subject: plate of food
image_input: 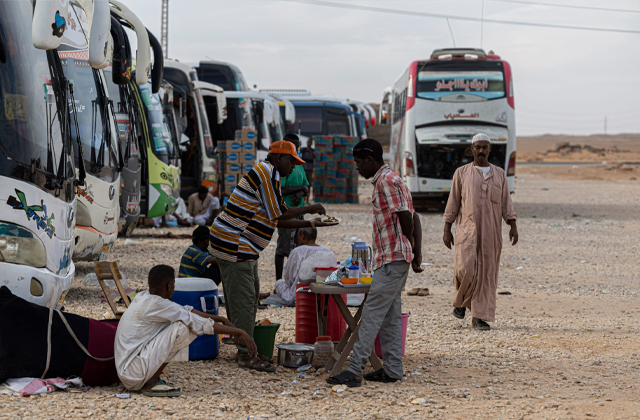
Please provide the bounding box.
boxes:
[320,216,341,225]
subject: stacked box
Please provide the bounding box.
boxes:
[312,135,359,204]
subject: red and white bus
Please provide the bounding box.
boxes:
[381,48,516,206]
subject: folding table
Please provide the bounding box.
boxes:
[309,283,383,376]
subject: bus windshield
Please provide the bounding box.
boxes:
[139,84,175,165]
[61,2,118,181]
[289,106,322,134]
[416,61,505,101]
[0,1,71,185]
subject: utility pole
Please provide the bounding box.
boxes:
[604,116,607,135]
[161,0,169,58]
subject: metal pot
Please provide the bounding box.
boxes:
[276,343,314,368]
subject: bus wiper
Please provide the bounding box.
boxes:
[69,81,86,185]
[107,96,125,171]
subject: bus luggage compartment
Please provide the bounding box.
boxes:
[416,142,507,180]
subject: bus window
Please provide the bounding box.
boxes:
[324,107,350,136]
[416,61,505,101]
[292,107,322,135]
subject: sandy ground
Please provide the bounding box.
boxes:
[2,168,640,419]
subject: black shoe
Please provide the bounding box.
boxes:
[453,307,466,319]
[473,319,491,331]
[364,368,400,383]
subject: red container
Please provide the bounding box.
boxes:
[295,286,346,344]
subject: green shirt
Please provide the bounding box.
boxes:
[280,165,309,207]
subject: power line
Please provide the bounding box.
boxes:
[280,0,640,34]
[491,0,640,14]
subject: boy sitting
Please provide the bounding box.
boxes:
[179,226,221,285]
[115,265,256,395]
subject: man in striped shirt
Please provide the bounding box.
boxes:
[209,140,331,372]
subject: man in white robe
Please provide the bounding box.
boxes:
[115,265,256,393]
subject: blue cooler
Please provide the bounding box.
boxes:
[170,278,219,360]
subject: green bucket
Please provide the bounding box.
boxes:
[253,323,281,359]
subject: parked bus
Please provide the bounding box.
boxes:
[197,59,250,92]
[0,1,78,307]
[382,48,516,206]
[163,60,218,198]
[63,1,121,262]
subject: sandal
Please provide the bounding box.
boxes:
[417,288,430,296]
[363,368,399,383]
[407,288,420,296]
[238,355,277,373]
[326,370,362,387]
[473,319,491,331]
[453,307,466,319]
[141,379,184,397]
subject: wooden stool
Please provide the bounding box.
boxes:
[94,261,131,319]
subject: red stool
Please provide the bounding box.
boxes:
[295,285,346,343]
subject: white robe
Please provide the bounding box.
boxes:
[114,291,216,390]
[274,246,335,306]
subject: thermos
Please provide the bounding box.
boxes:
[351,241,373,272]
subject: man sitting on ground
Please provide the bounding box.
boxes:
[115,265,256,395]
[179,226,221,286]
[188,186,220,226]
[274,227,336,306]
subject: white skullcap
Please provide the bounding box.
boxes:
[472,133,491,144]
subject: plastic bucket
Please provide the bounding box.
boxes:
[253,323,281,359]
[374,312,410,359]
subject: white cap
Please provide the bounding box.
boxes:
[472,133,491,144]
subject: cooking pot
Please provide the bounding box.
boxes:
[276,343,314,368]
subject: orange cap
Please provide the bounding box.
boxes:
[268,141,305,165]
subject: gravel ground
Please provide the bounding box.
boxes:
[2,170,640,419]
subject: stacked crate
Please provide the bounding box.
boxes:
[218,128,258,199]
[313,136,359,204]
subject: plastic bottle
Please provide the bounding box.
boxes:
[348,265,359,279]
[312,336,334,369]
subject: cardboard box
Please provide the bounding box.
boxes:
[223,184,236,196]
[242,140,255,153]
[240,163,254,173]
[239,128,258,143]
[225,163,242,175]
[223,174,238,186]
[239,152,256,164]
[224,141,243,153]
[226,152,240,163]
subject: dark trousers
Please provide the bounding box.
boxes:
[204,264,222,286]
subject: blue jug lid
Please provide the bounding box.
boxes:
[352,241,368,249]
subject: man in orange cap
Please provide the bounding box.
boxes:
[209,139,334,372]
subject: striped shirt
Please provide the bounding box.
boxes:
[371,164,414,270]
[178,244,213,278]
[209,161,288,262]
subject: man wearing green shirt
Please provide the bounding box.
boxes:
[275,134,309,281]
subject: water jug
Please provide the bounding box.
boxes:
[351,241,373,272]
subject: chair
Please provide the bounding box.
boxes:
[94,261,131,319]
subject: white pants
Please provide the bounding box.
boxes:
[118,322,197,390]
[194,199,220,226]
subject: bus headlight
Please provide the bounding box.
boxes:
[0,223,47,268]
[160,184,173,196]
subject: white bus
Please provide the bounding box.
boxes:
[382,48,516,206]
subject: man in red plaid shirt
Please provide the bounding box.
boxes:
[328,139,424,387]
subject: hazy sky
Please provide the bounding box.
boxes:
[124,0,640,136]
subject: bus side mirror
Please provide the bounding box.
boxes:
[32,0,68,50]
[110,16,131,85]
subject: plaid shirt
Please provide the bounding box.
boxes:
[371,165,414,270]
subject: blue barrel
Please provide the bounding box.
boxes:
[170,278,219,360]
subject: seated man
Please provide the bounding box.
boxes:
[115,265,256,395]
[188,186,220,226]
[274,227,336,306]
[179,226,221,285]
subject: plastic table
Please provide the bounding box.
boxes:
[309,283,383,377]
